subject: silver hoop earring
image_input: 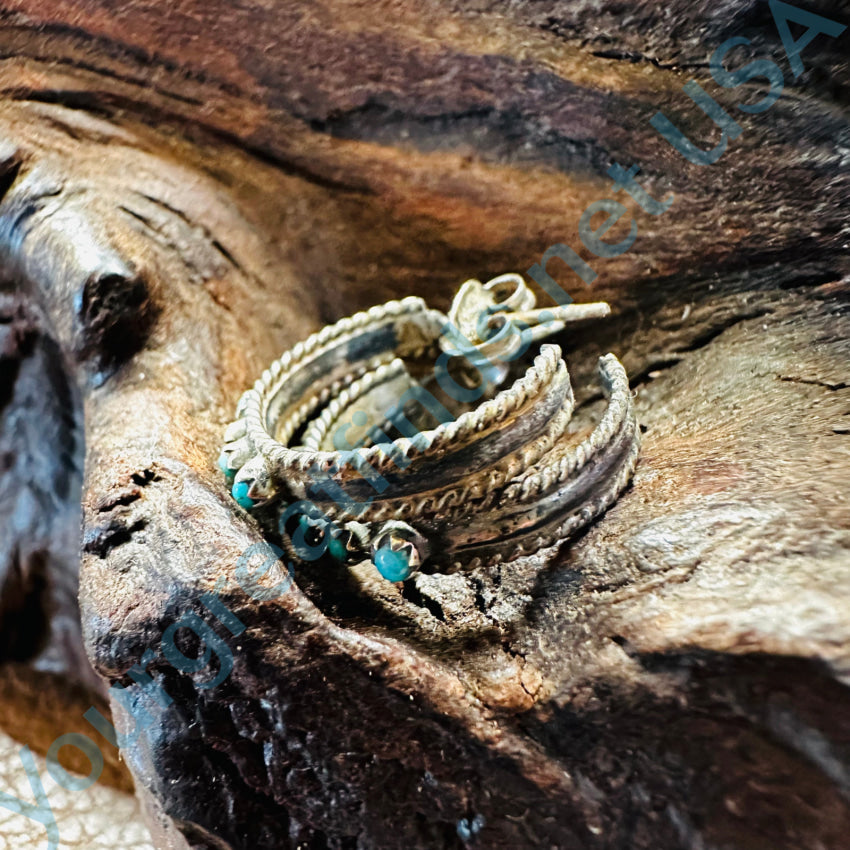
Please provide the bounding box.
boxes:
[220,274,640,580]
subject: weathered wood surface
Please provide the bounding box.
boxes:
[0,1,848,848]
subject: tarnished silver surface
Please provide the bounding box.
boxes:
[221,275,640,575]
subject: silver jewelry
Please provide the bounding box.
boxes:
[219,274,640,580]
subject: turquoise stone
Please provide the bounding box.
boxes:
[231,480,255,510]
[373,546,412,582]
[297,514,317,539]
[328,535,348,563]
[218,453,235,482]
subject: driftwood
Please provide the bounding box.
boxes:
[0,0,848,847]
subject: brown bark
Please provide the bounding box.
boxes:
[0,1,848,848]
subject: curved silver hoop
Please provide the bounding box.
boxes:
[220,274,640,578]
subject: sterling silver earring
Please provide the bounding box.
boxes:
[220,274,640,580]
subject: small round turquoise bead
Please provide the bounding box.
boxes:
[373,547,412,582]
[328,535,348,563]
[218,453,235,482]
[231,481,255,510]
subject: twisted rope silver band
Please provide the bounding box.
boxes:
[220,275,640,577]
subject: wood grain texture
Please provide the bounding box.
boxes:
[0,0,847,848]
